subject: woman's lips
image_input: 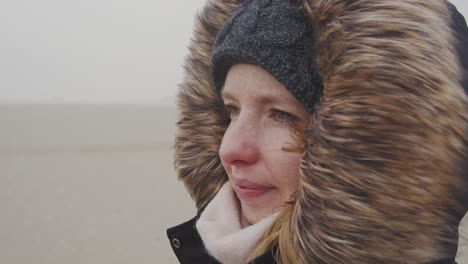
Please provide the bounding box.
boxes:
[232,180,274,200]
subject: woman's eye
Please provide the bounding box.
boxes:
[271,109,298,124]
[224,104,239,118]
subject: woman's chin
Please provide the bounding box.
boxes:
[241,206,271,225]
[239,200,283,225]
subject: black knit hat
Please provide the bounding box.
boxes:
[211,0,323,113]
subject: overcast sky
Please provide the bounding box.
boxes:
[1,0,467,104]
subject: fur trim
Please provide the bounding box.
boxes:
[175,0,468,262]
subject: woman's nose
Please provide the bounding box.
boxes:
[219,114,260,166]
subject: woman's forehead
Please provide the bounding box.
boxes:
[221,64,298,104]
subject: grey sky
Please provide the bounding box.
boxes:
[1,0,467,104]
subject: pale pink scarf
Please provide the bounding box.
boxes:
[196,182,278,264]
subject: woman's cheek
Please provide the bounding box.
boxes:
[264,128,302,194]
[262,125,296,151]
[282,152,302,188]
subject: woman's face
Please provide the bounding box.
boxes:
[219,64,309,225]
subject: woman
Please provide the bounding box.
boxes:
[167,0,468,263]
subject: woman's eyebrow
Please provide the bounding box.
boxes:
[221,89,292,106]
[220,90,241,102]
[220,90,232,101]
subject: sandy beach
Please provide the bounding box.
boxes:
[1,103,194,264]
[0,103,466,263]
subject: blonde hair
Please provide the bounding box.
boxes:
[247,205,300,263]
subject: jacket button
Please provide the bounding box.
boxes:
[171,238,181,249]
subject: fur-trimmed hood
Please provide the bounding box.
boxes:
[175,0,468,263]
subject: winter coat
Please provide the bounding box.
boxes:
[168,0,468,263]
[167,210,277,264]
[167,215,459,264]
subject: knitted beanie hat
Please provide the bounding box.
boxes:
[211,0,323,112]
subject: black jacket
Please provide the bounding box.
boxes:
[166,215,459,264]
[167,215,275,264]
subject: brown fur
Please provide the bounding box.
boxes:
[174,0,468,263]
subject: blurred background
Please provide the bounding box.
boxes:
[0,0,467,263]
